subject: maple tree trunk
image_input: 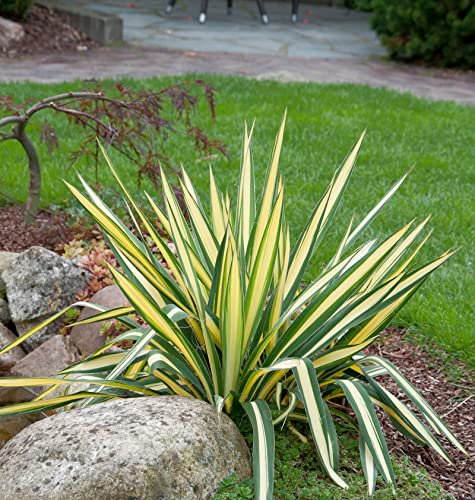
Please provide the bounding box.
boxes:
[17,126,41,224]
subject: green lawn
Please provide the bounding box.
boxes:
[0,76,473,367]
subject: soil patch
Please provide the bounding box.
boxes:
[1,5,99,58]
[0,205,93,253]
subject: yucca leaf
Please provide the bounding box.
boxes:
[0,301,101,356]
[361,217,431,292]
[313,338,373,372]
[338,379,395,488]
[69,306,135,327]
[343,170,411,252]
[161,168,223,395]
[366,381,451,462]
[180,177,218,268]
[60,352,128,374]
[249,112,286,269]
[364,355,467,455]
[0,392,115,418]
[244,188,284,350]
[209,167,228,243]
[236,120,256,254]
[267,224,412,363]
[221,239,245,396]
[242,399,275,500]
[273,390,298,426]
[108,265,215,401]
[284,132,365,303]
[262,358,347,488]
[359,433,378,496]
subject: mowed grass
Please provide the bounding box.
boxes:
[0,76,473,367]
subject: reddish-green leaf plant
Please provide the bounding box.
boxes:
[0,80,227,222]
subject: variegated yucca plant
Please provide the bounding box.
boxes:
[0,115,467,497]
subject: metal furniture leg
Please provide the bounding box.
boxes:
[255,0,269,24]
[199,0,208,23]
[227,0,233,15]
[291,0,299,22]
[165,0,176,14]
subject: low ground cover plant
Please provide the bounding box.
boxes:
[0,116,466,497]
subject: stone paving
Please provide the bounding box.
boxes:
[0,1,474,105]
[79,0,386,60]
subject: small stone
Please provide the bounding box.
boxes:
[0,298,10,324]
[0,414,42,450]
[0,324,25,373]
[0,251,17,299]
[70,284,130,356]
[11,335,79,379]
[0,16,24,49]
[0,396,252,499]
[2,247,89,350]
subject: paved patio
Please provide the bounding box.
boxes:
[80,0,386,59]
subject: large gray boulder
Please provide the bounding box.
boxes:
[0,396,252,499]
[70,284,130,356]
[2,247,89,351]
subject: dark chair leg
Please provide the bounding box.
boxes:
[165,0,176,15]
[255,0,269,24]
[199,0,208,23]
[291,0,299,22]
[227,0,233,15]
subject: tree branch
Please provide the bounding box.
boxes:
[0,115,25,128]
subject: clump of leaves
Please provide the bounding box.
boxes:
[0,80,227,222]
[0,115,467,498]
[62,237,118,299]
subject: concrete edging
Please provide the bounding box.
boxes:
[38,0,123,45]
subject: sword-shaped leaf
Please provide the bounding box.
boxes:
[242,399,275,500]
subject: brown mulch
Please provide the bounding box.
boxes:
[0,205,92,253]
[369,328,474,499]
[1,5,99,58]
[0,205,473,497]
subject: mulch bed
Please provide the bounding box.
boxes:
[0,205,92,253]
[369,329,474,499]
[0,204,473,498]
[1,5,99,58]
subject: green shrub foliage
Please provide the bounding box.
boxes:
[0,0,33,20]
[371,0,475,68]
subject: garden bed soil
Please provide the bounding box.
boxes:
[369,328,474,499]
[0,205,94,253]
[0,5,99,58]
[0,204,473,498]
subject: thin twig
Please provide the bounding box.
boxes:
[441,394,474,418]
